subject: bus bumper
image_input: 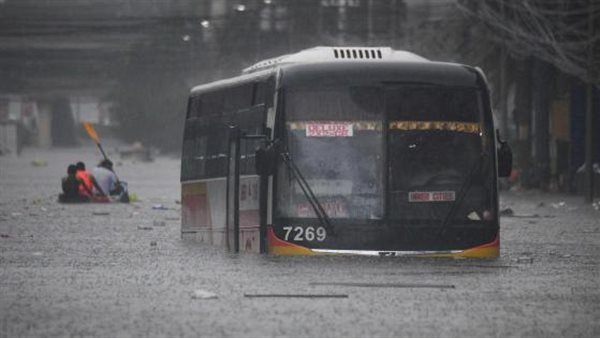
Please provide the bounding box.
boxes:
[267,227,499,258]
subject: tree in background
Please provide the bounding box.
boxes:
[458,0,599,193]
[458,0,599,84]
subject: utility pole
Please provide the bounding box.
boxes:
[367,0,374,46]
[317,1,323,38]
[499,0,508,139]
[337,4,346,45]
[584,0,595,203]
[390,0,396,47]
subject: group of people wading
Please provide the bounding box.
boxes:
[59,160,129,203]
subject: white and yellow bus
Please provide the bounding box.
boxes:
[181,47,512,258]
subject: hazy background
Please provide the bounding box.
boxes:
[1,0,598,191]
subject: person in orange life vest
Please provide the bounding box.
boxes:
[59,164,90,203]
[75,161,105,198]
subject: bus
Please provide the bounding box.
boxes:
[181,46,512,258]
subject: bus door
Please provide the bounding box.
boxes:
[226,126,269,253]
[226,127,240,252]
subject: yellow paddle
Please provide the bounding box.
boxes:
[82,121,125,197]
[83,121,109,161]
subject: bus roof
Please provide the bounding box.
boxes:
[190,68,275,95]
[242,46,429,74]
[278,61,480,88]
[189,47,482,95]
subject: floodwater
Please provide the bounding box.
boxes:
[1,145,599,337]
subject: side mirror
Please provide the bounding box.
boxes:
[496,130,512,177]
[255,143,278,176]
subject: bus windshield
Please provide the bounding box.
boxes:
[386,86,493,223]
[276,85,384,220]
[276,84,494,224]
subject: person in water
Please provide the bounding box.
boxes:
[92,159,129,202]
[59,164,91,203]
[75,161,107,200]
[92,160,119,196]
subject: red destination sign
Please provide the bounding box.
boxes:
[408,191,456,202]
[306,123,353,137]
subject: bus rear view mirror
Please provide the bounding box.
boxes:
[496,131,512,178]
[255,145,277,176]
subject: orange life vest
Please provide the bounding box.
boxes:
[76,170,93,197]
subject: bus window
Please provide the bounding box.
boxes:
[187,96,202,119]
[185,97,193,120]
[286,85,382,121]
[181,138,194,179]
[253,77,276,107]
[225,84,254,113]
[194,134,207,177]
[386,86,494,223]
[387,86,480,122]
[203,91,224,117]
[181,120,195,179]
[253,82,265,107]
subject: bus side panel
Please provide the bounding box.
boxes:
[239,176,260,253]
[181,181,212,243]
[182,178,260,252]
[207,179,227,248]
[181,179,228,247]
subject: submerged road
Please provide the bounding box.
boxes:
[1,146,599,337]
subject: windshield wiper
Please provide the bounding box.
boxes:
[281,151,335,235]
[439,153,485,234]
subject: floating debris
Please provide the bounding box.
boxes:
[508,214,542,219]
[92,211,110,216]
[30,160,47,167]
[191,289,218,299]
[499,208,514,216]
[137,225,153,230]
[516,256,534,264]
[310,282,455,289]
[120,142,153,162]
[153,220,166,227]
[151,204,169,210]
[150,241,157,247]
[244,294,348,298]
[582,228,599,234]
[551,201,566,209]
[129,193,139,202]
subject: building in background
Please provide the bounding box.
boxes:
[1,0,597,198]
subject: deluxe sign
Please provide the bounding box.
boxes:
[306,123,354,137]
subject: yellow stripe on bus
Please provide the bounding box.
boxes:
[287,120,480,133]
[287,121,382,131]
[389,121,481,134]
